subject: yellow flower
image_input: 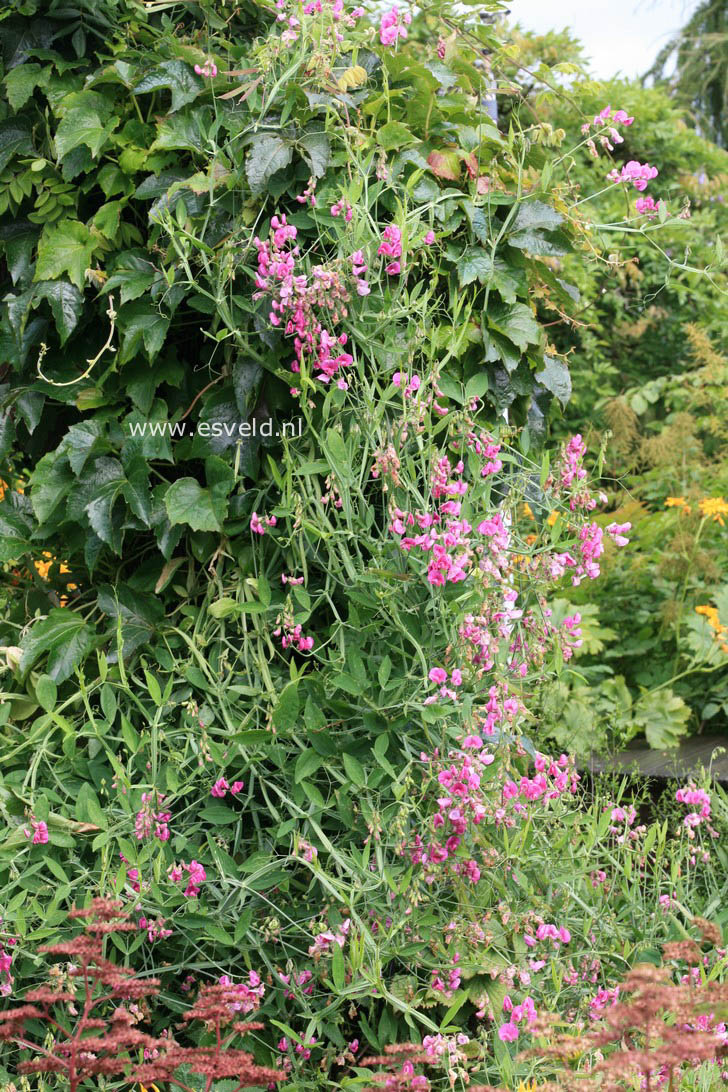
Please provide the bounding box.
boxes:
[515,1082,539,1092]
[140,1084,161,1092]
[546,511,558,526]
[522,502,534,520]
[698,497,728,525]
[33,551,54,581]
[665,496,691,513]
[695,604,728,645]
[0,479,5,501]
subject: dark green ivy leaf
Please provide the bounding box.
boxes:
[19,608,93,683]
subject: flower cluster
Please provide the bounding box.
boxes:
[695,603,728,652]
[273,600,315,652]
[407,745,579,886]
[675,784,712,835]
[251,511,277,535]
[0,930,16,997]
[379,5,411,47]
[211,777,245,798]
[139,915,173,943]
[24,817,49,844]
[378,224,403,275]
[169,859,207,897]
[134,791,171,843]
[218,970,265,1013]
[272,0,366,50]
[498,994,537,1041]
[308,917,350,956]
[193,59,217,77]
[608,159,659,192]
[254,214,364,387]
[279,967,314,998]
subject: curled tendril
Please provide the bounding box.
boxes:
[36,296,116,387]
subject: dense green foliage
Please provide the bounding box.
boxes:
[647,0,727,149]
[499,31,728,753]
[0,2,726,1091]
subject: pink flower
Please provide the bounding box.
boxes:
[607,160,658,192]
[378,224,402,260]
[26,819,48,845]
[428,667,448,684]
[211,778,229,798]
[230,781,244,794]
[498,1022,519,1042]
[606,521,631,547]
[379,5,411,47]
[385,260,401,276]
[424,230,435,245]
[635,195,660,217]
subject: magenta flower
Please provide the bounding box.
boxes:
[379,4,411,46]
[498,1022,519,1042]
[25,818,49,845]
[194,60,218,78]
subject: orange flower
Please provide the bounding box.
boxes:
[695,604,728,646]
[665,496,691,513]
[698,497,728,526]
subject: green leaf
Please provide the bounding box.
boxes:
[272,682,299,732]
[4,63,47,111]
[97,585,164,659]
[65,421,108,475]
[35,220,96,291]
[164,478,221,532]
[246,133,293,194]
[30,452,74,522]
[342,752,365,788]
[376,121,415,150]
[535,355,572,408]
[634,688,691,749]
[74,457,126,552]
[325,429,350,479]
[508,228,569,257]
[488,302,540,353]
[34,674,57,712]
[93,201,122,240]
[458,247,492,287]
[208,597,238,619]
[20,609,93,683]
[33,280,83,344]
[331,942,346,990]
[122,449,153,526]
[119,301,170,363]
[134,60,203,113]
[55,91,118,159]
[511,199,563,233]
[150,110,210,153]
[0,118,33,172]
[299,131,330,178]
[0,506,33,561]
[199,804,237,824]
[295,749,324,783]
[232,358,263,415]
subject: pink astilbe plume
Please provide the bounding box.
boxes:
[0,898,280,1092]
